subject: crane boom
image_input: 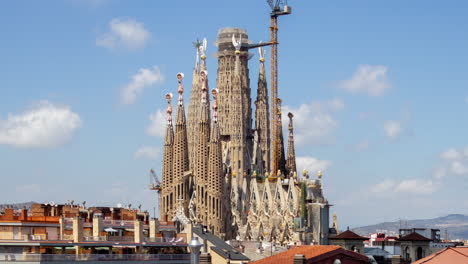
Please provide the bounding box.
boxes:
[268,0,291,176]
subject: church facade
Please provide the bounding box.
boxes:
[159,28,330,245]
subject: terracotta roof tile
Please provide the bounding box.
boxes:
[329,230,368,240]
[398,232,432,241]
[413,247,468,264]
[250,245,339,264]
[250,245,368,264]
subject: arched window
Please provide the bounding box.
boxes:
[405,246,410,261]
[417,247,424,260]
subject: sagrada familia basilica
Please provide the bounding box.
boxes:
[158,28,331,245]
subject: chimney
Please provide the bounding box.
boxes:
[4,208,14,220]
[20,209,28,221]
[293,254,306,264]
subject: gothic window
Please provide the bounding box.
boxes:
[251,192,257,213]
[275,190,281,213]
[288,191,294,213]
[263,192,269,214]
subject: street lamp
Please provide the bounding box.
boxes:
[333,259,341,264]
[189,237,202,264]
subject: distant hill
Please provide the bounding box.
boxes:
[0,201,36,211]
[353,214,468,240]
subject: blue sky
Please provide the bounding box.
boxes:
[0,0,467,227]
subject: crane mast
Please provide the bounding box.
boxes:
[269,1,291,176]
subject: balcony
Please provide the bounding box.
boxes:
[0,254,191,263]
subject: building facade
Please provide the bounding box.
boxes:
[159,27,330,246]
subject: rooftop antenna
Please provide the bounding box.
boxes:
[267,0,291,176]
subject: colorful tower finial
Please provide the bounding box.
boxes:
[211,88,219,122]
[200,70,208,104]
[177,72,184,105]
[165,93,173,125]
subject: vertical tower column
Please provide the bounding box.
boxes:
[286,112,297,177]
[172,73,190,216]
[194,70,211,223]
[207,89,226,237]
[255,46,271,174]
[216,28,253,182]
[161,93,174,221]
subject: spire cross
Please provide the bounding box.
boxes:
[165,93,173,125]
[176,72,184,105]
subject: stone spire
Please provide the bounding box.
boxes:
[194,70,211,223]
[216,28,253,184]
[172,73,190,215]
[255,45,270,174]
[206,88,226,237]
[188,38,209,172]
[286,112,297,177]
[276,98,287,176]
[160,93,174,221]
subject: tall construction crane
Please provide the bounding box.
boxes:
[148,169,161,218]
[268,0,291,176]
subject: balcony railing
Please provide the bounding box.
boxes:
[144,237,186,243]
[83,236,108,241]
[106,236,134,242]
[0,254,191,262]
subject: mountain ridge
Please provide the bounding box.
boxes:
[353,214,468,240]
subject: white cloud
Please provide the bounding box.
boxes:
[283,99,343,145]
[97,18,150,51]
[396,179,436,194]
[371,179,395,193]
[296,156,332,176]
[134,146,160,160]
[370,178,437,195]
[146,109,166,138]
[120,66,164,105]
[440,148,462,160]
[0,101,82,148]
[337,65,390,96]
[436,147,468,177]
[450,161,468,176]
[383,120,403,139]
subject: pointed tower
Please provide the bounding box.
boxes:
[194,70,211,223]
[216,28,253,183]
[172,73,190,215]
[206,88,226,237]
[160,93,174,221]
[276,98,287,176]
[254,45,270,174]
[188,38,209,172]
[286,112,297,177]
